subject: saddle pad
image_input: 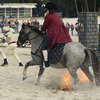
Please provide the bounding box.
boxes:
[48,44,65,64]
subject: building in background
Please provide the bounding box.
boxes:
[0,3,37,18]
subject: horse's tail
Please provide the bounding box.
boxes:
[84,49,100,86]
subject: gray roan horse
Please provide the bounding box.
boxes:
[17,24,100,86]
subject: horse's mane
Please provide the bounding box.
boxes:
[27,24,45,36]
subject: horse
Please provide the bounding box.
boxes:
[17,24,100,86]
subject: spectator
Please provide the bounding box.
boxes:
[6,15,9,18]
[66,22,70,32]
[8,19,11,27]
[34,19,39,30]
[31,20,35,28]
[24,21,27,25]
[30,19,32,24]
[11,20,16,33]
[70,24,74,36]
[1,19,5,33]
[75,20,79,35]
[21,20,24,25]
[15,19,19,33]
[0,20,2,28]
[27,20,30,25]
[4,19,8,26]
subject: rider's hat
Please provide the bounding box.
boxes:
[45,3,57,11]
[3,27,9,31]
[9,28,15,32]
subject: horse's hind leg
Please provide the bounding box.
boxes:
[35,65,45,85]
[81,65,94,83]
[68,67,79,84]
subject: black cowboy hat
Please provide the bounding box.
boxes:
[45,3,57,10]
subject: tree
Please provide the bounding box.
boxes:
[94,0,96,12]
[98,6,100,15]
[22,0,24,3]
[0,0,99,17]
[84,0,89,12]
[81,0,84,12]
[64,0,69,18]
[74,0,78,16]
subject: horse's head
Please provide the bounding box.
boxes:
[17,24,32,47]
[17,23,45,47]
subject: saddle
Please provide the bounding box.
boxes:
[48,43,65,64]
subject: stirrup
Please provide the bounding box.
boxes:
[43,61,49,68]
[43,62,45,68]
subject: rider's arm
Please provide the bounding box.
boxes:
[41,15,50,31]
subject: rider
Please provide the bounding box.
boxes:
[41,2,72,68]
[1,27,23,67]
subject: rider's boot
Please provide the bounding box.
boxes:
[42,50,49,68]
[1,58,8,66]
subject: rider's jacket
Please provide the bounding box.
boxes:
[41,12,72,48]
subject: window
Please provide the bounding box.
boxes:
[6,8,17,18]
[19,8,30,18]
[0,8,4,16]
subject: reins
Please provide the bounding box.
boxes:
[20,27,45,58]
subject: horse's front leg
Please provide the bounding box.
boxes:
[23,60,34,80]
[35,65,45,85]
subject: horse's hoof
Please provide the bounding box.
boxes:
[23,76,27,80]
[35,82,39,85]
[95,81,100,87]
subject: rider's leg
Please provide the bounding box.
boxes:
[42,50,49,68]
[41,37,49,68]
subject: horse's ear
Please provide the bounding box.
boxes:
[22,23,25,28]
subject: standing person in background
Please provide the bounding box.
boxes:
[15,19,19,33]
[8,19,11,28]
[70,24,74,36]
[30,19,33,25]
[75,20,79,35]
[21,20,24,25]
[41,3,72,68]
[34,19,39,30]
[27,20,30,25]
[66,22,70,33]
[1,27,23,67]
[31,20,35,28]
[1,19,5,33]
[11,20,16,33]
[5,19,8,26]
[24,21,27,25]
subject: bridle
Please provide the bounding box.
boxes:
[20,29,40,42]
[19,27,45,58]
